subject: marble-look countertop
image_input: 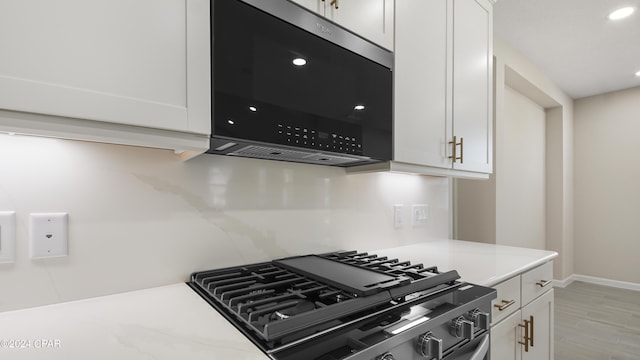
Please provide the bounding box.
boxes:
[0,240,557,359]
[374,239,558,287]
[0,284,271,360]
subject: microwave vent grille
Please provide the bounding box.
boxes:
[229,145,364,165]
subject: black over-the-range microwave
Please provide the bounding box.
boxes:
[207,0,393,167]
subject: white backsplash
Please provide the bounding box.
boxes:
[0,134,450,312]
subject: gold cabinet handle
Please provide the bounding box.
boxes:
[518,318,530,352]
[536,280,553,288]
[448,136,463,163]
[493,299,516,311]
[530,315,534,347]
[518,315,534,352]
[448,136,457,163]
[322,0,339,9]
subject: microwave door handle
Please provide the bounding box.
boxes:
[468,334,490,360]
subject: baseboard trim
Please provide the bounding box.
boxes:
[554,275,576,288]
[555,274,640,291]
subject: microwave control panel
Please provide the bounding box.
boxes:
[277,124,363,155]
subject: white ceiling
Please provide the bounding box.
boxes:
[493,0,640,99]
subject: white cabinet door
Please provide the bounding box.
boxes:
[327,0,394,50]
[522,289,554,360]
[394,0,449,168]
[289,0,393,50]
[491,310,523,360]
[452,0,493,173]
[0,0,210,136]
[393,0,492,176]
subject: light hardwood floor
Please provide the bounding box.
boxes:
[555,281,640,360]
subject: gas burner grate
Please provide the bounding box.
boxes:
[323,251,442,277]
[191,261,392,344]
[320,251,461,300]
[189,250,461,347]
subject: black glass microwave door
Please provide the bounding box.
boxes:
[213,0,392,160]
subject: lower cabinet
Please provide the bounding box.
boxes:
[491,310,523,360]
[491,262,554,360]
[522,290,554,360]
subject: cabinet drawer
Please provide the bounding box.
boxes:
[491,276,521,324]
[521,261,553,306]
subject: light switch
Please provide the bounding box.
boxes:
[394,204,405,228]
[30,213,68,259]
[0,211,16,263]
[412,204,429,226]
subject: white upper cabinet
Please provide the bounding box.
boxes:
[290,0,394,50]
[392,0,493,177]
[452,0,493,173]
[394,0,449,169]
[0,0,210,155]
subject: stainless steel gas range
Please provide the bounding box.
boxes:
[188,251,497,360]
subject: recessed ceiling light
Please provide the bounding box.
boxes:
[608,7,635,20]
[227,119,235,125]
[248,106,257,112]
[354,105,365,111]
[635,70,640,77]
[292,58,307,66]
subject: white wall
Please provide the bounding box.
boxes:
[0,134,450,312]
[455,37,574,281]
[495,86,546,249]
[574,86,640,284]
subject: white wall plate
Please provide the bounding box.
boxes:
[30,213,68,259]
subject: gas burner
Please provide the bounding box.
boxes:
[334,294,348,303]
[270,300,316,321]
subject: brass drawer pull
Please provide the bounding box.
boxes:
[536,280,552,288]
[493,299,516,311]
[518,318,530,352]
[448,136,464,164]
[323,0,339,9]
[530,315,535,347]
[518,315,534,352]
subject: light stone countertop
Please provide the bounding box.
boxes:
[0,240,557,359]
[373,239,558,287]
[0,283,271,360]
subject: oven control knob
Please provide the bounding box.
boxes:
[417,332,443,359]
[469,309,490,330]
[450,316,474,340]
[376,353,396,360]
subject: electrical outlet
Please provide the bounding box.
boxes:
[412,204,429,226]
[394,204,404,228]
[0,211,16,263]
[30,213,68,259]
